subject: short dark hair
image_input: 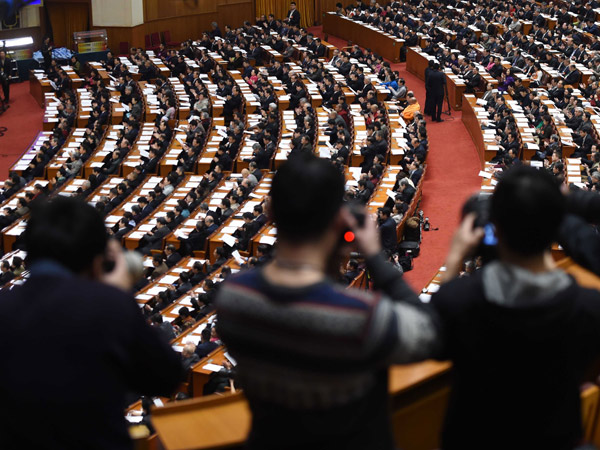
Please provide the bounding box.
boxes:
[271,155,344,242]
[24,197,107,273]
[491,166,565,256]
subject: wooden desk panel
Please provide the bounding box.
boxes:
[322,13,404,62]
[461,94,486,168]
[406,47,428,82]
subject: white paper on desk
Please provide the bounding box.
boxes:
[478,170,492,179]
[386,189,397,200]
[232,250,246,265]
[161,275,179,284]
[203,363,223,372]
[126,415,143,424]
[419,293,432,303]
[221,234,237,247]
[153,398,164,407]
[259,235,277,245]
[146,286,166,295]
[427,283,440,293]
[224,352,237,366]
[319,147,331,158]
[530,161,543,168]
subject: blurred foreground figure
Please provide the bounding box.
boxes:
[434,165,600,450]
[0,197,183,450]
[217,154,439,450]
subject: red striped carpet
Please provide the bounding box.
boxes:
[0,81,44,179]
[0,37,481,290]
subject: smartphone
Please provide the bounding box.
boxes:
[483,223,498,246]
[342,202,366,243]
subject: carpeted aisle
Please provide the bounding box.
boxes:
[0,81,44,179]
[310,26,482,290]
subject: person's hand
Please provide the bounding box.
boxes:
[450,213,485,256]
[442,213,484,283]
[101,239,134,292]
[340,206,381,257]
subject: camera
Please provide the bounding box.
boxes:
[342,201,366,244]
[462,193,498,262]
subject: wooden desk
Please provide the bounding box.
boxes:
[322,13,404,63]
[406,47,428,81]
[123,176,204,250]
[461,94,486,168]
[152,359,451,450]
[29,70,49,109]
[151,392,251,450]
[407,47,466,110]
[206,175,273,263]
[9,131,53,177]
[1,180,50,252]
[446,72,466,110]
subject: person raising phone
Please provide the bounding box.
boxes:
[216,154,440,450]
[0,197,184,450]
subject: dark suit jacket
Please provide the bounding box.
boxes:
[166,252,183,268]
[146,226,170,250]
[379,217,398,251]
[410,169,423,185]
[0,268,183,449]
[287,9,301,26]
[564,70,581,86]
[195,341,219,358]
[426,70,446,97]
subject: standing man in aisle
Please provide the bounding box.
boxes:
[287,1,301,27]
[426,63,446,122]
[0,50,11,103]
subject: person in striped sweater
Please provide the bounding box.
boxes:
[216,154,440,450]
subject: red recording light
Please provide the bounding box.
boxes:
[344,231,355,242]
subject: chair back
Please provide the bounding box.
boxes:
[119,41,129,56]
[151,32,161,47]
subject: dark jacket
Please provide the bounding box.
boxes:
[432,269,600,450]
[0,268,183,450]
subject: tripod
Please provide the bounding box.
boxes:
[443,82,451,116]
[0,90,8,116]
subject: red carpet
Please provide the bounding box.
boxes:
[3,37,482,290]
[0,81,44,179]
[310,26,482,290]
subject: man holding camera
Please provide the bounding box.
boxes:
[216,154,439,450]
[432,166,600,450]
[0,197,183,449]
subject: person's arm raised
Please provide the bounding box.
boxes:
[441,213,484,283]
[341,206,420,304]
